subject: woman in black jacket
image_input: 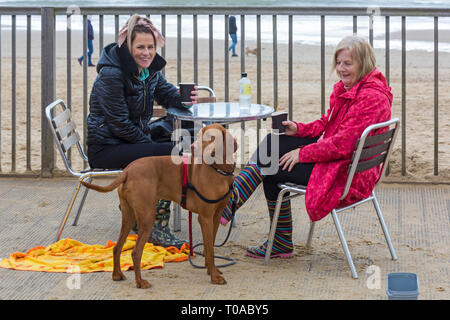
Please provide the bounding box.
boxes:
[87,14,197,248]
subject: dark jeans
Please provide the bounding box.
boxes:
[228,33,237,55]
[87,142,177,169]
[253,134,317,201]
[79,39,94,65]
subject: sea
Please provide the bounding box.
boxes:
[1,0,450,52]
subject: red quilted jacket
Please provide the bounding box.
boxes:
[294,68,392,221]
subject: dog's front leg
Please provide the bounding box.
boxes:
[198,214,226,285]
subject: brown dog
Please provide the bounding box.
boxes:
[81,124,237,288]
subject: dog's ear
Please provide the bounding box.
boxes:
[201,125,237,165]
[223,129,238,165]
[225,131,238,154]
[202,128,220,164]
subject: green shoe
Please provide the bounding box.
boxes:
[148,200,187,249]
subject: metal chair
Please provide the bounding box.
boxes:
[45,99,123,242]
[264,118,400,279]
[195,85,217,103]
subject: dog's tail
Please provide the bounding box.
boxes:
[80,171,127,193]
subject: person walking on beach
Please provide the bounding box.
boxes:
[78,16,95,67]
[228,15,238,57]
[86,14,198,248]
[220,35,393,259]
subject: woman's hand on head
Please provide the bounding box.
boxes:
[282,121,298,136]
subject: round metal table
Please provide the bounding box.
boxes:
[167,102,274,124]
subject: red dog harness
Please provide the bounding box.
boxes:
[180,156,235,210]
[181,155,189,210]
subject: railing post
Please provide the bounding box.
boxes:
[434,16,439,176]
[41,7,55,177]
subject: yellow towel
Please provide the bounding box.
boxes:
[0,234,191,273]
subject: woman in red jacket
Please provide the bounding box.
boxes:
[221,35,393,259]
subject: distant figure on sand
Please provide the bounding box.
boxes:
[228,15,238,57]
[78,17,95,67]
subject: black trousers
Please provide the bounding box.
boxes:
[87,142,177,170]
[253,134,317,201]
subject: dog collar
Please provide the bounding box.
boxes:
[210,162,236,176]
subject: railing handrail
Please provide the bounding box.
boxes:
[1,6,450,16]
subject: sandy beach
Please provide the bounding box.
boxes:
[0,27,449,182]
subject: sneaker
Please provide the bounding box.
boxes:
[77,58,82,66]
[232,54,238,57]
[246,240,293,259]
[88,63,96,67]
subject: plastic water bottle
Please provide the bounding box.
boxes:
[238,72,251,109]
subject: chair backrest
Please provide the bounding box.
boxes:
[152,86,216,118]
[341,118,400,200]
[45,99,87,176]
[196,86,217,103]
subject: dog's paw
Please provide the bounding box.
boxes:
[136,279,152,289]
[112,272,126,281]
[211,275,227,285]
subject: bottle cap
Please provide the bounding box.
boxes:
[241,72,247,78]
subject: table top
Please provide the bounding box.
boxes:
[167,102,274,122]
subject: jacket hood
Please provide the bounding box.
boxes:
[336,68,393,104]
[97,42,167,76]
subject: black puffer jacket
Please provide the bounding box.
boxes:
[87,42,183,145]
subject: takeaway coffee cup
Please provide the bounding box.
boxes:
[179,83,196,104]
[271,111,288,134]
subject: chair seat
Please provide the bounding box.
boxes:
[277,182,307,190]
[80,167,123,174]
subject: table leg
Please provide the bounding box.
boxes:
[173,118,182,232]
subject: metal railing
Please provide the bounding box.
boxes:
[0,6,449,178]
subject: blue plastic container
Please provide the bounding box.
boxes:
[386,273,419,300]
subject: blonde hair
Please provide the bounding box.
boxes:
[332,35,376,82]
[125,14,155,50]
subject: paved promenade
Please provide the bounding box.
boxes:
[0,177,448,300]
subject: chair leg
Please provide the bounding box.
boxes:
[264,189,290,266]
[232,215,238,228]
[72,177,91,226]
[56,180,83,242]
[331,210,358,279]
[372,191,398,261]
[173,204,182,232]
[306,221,316,248]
